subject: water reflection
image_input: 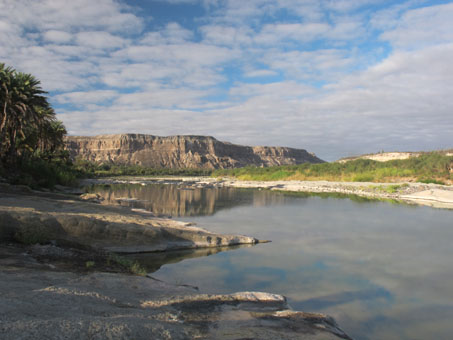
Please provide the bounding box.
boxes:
[87,183,293,216]
[124,244,253,273]
[87,183,453,340]
[157,194,453,340]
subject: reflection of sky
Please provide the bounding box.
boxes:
[149,193,453,340]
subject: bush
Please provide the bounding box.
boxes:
[212,152,453,184]
[8,154,78,189]
[72,159,212,178]
[417,178,446,185]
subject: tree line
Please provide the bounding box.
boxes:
[0,63,76,187]
[1,63,67,166]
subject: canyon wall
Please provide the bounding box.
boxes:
[65,134,324,169]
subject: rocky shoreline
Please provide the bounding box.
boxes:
[84,176,453,210]
[0,183,352,339]
[4,175,451,339]
[0,243,351,340]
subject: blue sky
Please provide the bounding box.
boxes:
[1,0,452,160]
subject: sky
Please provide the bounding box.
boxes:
[1,0,452,161]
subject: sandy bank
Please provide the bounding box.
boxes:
[222,179,453,209]
[86,176,453,210]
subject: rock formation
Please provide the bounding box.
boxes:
[0,247,351,339]
[0,188,261,253]
[65,134,324,169]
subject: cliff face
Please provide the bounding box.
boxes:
[65,134,324,169]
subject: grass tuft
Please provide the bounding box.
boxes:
[107,253,147,276]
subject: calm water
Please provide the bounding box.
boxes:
[88,183,453,340]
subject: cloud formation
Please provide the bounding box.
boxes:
[1,0,452,160]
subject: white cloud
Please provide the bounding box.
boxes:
[75,31,128,49]
[323,0,381,12]
[114,43,235,65]
[255,23,331,45]
[261,49,355,82]
[16,0,142,33]
[243,69,278,78]
[380,3,453,49]
[200,25,253,46]
[1,0,452,160]
[54,90,118,106]
[141,23,194,45]
[42,30,73,43]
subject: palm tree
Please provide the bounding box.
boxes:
[0,63,15,156]
[41,118,67,154]
[0,63,58,165]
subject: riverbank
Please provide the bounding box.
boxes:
[84,176,453,210]
[0,184,351,339]
[0,244,350,340]
[0,183,262,253]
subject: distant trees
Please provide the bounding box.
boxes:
[0,63,67,166]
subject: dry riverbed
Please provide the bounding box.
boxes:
[0,183,351,339]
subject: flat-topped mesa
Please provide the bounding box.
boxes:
[65,134,324,169]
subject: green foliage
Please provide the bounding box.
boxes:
[107,253,147,276]
[417,178,446,185]
[1,63,71,188]
[372,184,409,194]
[73,159,212,178]
[85,261,95,269]
[1,63,67,164]
[213,152,453,184]
[8,151,78,188]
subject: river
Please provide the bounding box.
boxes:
[88,182,453,340]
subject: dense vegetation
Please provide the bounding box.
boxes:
[212,152,453,184]
[0,63,77,188]
[73,159,212,178]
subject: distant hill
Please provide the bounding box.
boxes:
[337,150,453,163]
[65,134,324,169]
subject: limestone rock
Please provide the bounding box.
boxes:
[65,134,324,169]
[80,193,104,203]
[0,191,260,253]
[0,247,352,340]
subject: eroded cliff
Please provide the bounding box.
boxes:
[65,134,324,169]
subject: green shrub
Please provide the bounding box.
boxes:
[352,173,374,182]
[417,178,446,185]
[212,152,453,184]
[107,253,147,276]
[7,155,78,189]
[85,261,95,268]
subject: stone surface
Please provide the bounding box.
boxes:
[65,134,324,169]
[0,245,352,340]
[0,190,260,253]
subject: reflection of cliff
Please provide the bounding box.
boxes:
[88,184,293,217]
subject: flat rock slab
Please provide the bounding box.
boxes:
[0,190,259,253]
[0,253,351,340]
